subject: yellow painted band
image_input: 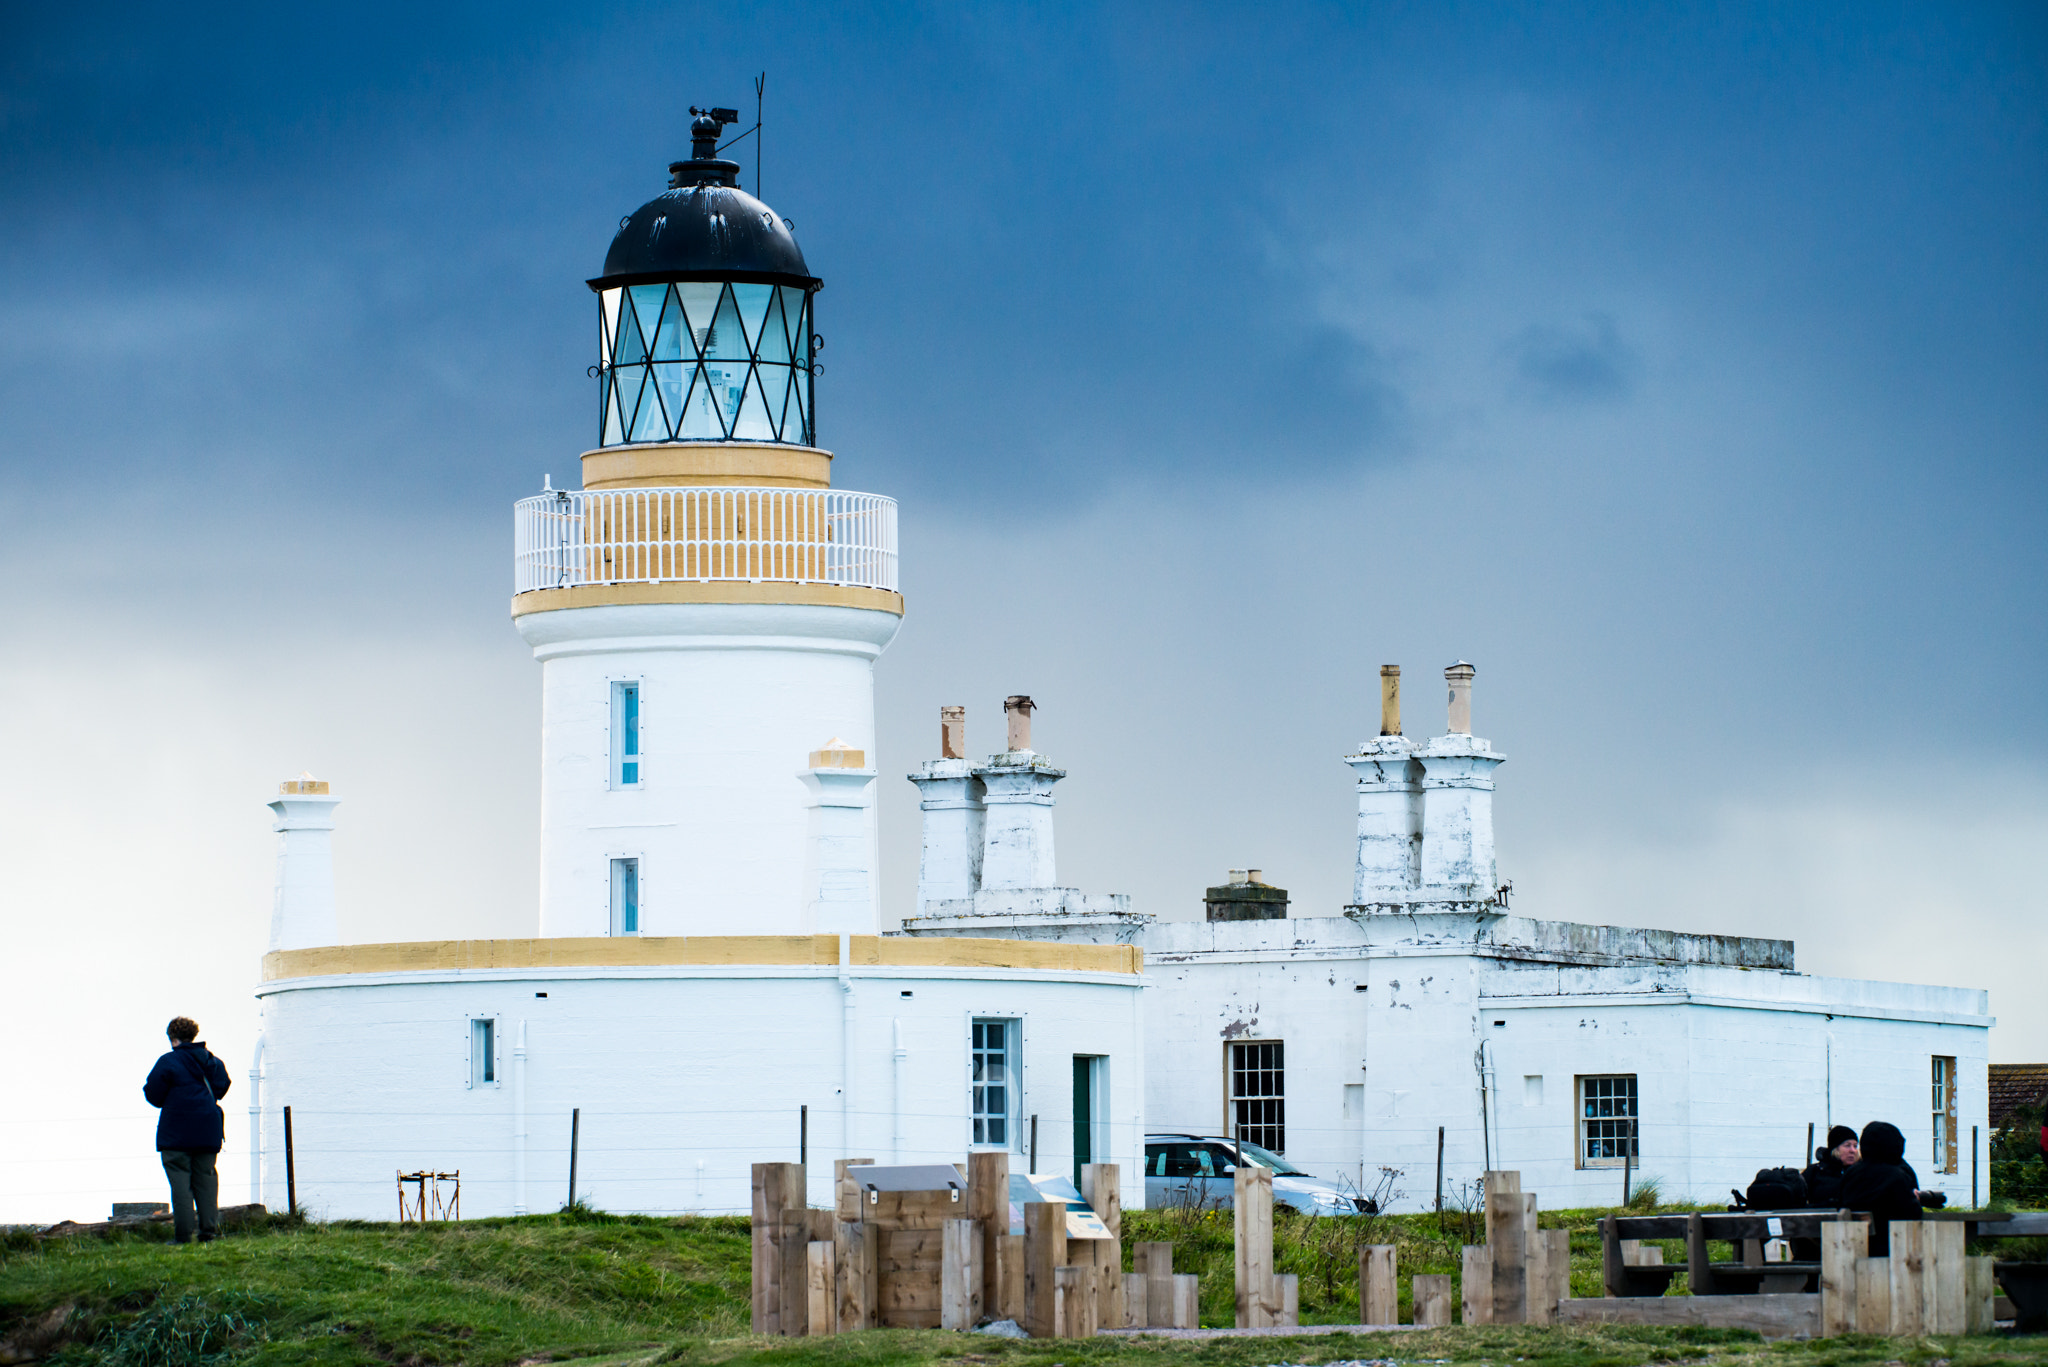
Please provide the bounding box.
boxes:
[511,582,905,617]
[262,934,1142,982]
[580,442,833,490]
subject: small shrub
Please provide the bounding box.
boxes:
[1625,1176,1663,1211]
[83,1292,269,1367]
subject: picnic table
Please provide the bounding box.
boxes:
[1601,1208,2031,1299]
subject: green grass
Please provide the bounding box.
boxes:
[3,1206,2043,1367]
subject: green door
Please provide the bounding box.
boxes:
[1073,1056,1095,1186]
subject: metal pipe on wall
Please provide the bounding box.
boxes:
[514,1020,529,1215]
[247,1034,265,1206]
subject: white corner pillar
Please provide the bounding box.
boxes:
[975,695,1064,890]
[800,739,880,934]
[1416,662,1505,895]
[266,778,340,952]
[1346,738,1421,902]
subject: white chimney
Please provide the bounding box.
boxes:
[908,706,985,915]
[977,695,1063,890]
[1416,662,1505,896]
[799,739,879,934]
[267,776,340,951]
[1346,666,1423,904]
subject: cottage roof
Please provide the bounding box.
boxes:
[1989,1063,2048,1129]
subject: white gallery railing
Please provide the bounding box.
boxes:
[514,487,898,594]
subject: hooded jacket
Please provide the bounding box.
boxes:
[143,1041,231,1153]
[1838,1120,1920,1256]
[1802,1149,1848,1207]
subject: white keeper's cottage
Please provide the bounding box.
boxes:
[245,116,1991,1221]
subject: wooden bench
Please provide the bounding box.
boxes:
[1604,1211,1868,1298]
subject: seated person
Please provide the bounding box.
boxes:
[1803,1125,1859,1207]
[1838,1120,1924,1256]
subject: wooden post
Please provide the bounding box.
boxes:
[806,1241,837,1336]
[1277,1273,1298,1327]
[1171,1273,1200,1329]
[1483,1170,1526,1323]
[1529,1227,1569,1322]
[1137,1241,1174,1328]
[1820,1219,1865,1336]
[942,1218,984,1330]
[1858,1256,1891,1334]
[1413,1273,1453,1327]
[1926,1220,1966,1334]
[566,1108,579,1209]
[968,1151,1008,1322]
[1889,1222,1928,1336]
[1685,1212,1718,1297]
[1360,1244,1397,1325]
[1024,1199,1065,1337]
[1081,1163,1124,1330]
[996,1234,1026,1323]
[1121,1272,1146,1327]
[1233,1164,1276,1328]
[751,1162,808,1336]
[1461,1244,1493,1324]
[834,1157,873,1221]
[1054,1263,1097,1337]
[1965,1256,1996,1335]
[835,1219,874,1332]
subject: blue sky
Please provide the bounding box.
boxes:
[2,2,2043,1219]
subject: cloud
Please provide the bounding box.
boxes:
[1500,312,1639,403]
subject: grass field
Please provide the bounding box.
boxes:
[2,1206,2043,1366]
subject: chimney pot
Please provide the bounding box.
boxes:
[939,705,966,760]
[1380,665,1401,736]
[1247,867,1263,884]
[1003,695,1036,753]
[1445,660,1475,735]
[1228,868,1248,884]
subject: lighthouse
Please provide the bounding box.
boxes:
[512,110,903,937]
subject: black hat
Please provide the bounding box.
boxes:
[1826,1125,1857,1150]
[1860,1121,1906,1164]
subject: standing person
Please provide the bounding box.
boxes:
[1803,1125,1860,1207]
[1838,1120,1921,1256]
[143,1016,231,1244]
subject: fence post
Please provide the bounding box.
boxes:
[567,1108,580,1209]
[283,1105,297,1216]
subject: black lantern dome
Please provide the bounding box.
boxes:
[590,109,821,448]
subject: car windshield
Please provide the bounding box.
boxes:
[1225,1139,1310,1176]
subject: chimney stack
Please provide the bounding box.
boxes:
[1004,695,1035,753]
[1380,665,1401,736]
[940,705,966,760]
[800,740,879,934]
[1445,661,1474,735]
[267,775,341,953]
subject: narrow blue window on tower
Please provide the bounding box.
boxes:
[612,681,641,787]
[610,858,640,936]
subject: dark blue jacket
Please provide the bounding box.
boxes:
[144,1042,231,1153]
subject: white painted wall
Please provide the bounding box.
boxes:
[514,601,900,936]
[252,962,1144,1220]
[268,790,340,951]
[1141,913,1992,1212]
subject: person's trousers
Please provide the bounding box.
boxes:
[161,1149,220,1242]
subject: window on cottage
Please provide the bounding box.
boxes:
[1932,1056,1958,1174]
[610,858,640,936]
[1229,1040,1285,1153]
[972,1018,1019,1149]
[470,1018,495,1088]
[1577,1074,1638,1167]
[611,681,642,788]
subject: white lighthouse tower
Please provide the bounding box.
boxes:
[512,110,902,936]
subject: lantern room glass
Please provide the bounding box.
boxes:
[597,282,815,447]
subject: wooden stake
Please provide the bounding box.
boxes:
[1413,1273,1453,1327]
[1024,1199,1065,1337]
[1054,1263,1098,1337]
[1233,1164,1276,1328]
[1889,1222,1927,1336]
[1081,1163,1124,1330]
[1462,1244,1493,1324]
[1484,1171,1526,1323]
[1965,1256,1996,1335]
[1137,1240,1173,1328]
[835,1218,874,1332]
[806,1240,836,1336]
[1360,1244,1397,1325]
[1171,1273,1200,1329]
[1927,1220,1966,1334]
[1857,1256,1891,1335]
[1277,1273,1298,1327]
[967,1151,1008,1321]
[1820,1220,1864,1336]
[941,1218,983,1330]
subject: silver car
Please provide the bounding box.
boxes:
[1143,1133,1372,1214]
